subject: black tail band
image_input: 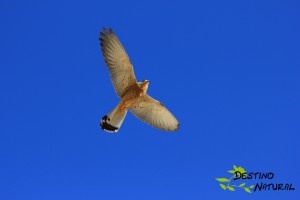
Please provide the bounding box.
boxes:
[100,115,119,132]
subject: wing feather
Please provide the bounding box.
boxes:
[129,94,179,131]
[100,28,136,97]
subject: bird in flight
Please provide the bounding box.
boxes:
[99,27,179,132]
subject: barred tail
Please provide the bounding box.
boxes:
[100,103,127,133]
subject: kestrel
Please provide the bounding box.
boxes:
[99,27,179,132]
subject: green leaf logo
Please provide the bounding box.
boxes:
[228,186,235,191]
[220,184,227,190]
[215,165,254,194]
[239,183,246,187]
[215,178,230,182]
[244,188,251,193]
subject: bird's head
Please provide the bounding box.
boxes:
[140,80,149,93]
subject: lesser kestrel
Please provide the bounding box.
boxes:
[99,28,179,132]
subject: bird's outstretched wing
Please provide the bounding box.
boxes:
[100,28,136,97]
[129,94,179,131]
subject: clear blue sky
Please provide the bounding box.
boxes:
[0,0,299,199]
